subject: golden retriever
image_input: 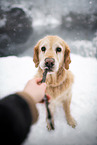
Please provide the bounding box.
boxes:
[33,35,76,129]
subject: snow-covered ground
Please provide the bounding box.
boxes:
[0,54,97,145]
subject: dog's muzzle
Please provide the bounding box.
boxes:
[45,58,55,71]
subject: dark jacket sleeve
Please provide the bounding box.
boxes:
[0,92,38,145]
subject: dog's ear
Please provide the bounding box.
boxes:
[64,43,71,70]
[33,42,39,67]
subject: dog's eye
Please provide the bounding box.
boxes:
[56,47,62,53]
[41,46,46,52]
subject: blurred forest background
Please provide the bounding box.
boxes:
[0,0,97,58]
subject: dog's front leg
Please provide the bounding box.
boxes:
[63,97,77,128]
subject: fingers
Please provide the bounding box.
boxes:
[46,94,51,101]
[27,78,46,90]
[28,78,46,85]
[35,78,47,88]
[39,94,51,104]
[35,78,42,83]
[28,78,42,83]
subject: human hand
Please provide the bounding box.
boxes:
[23,78,47,103]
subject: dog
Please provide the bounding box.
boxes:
[33,35,76,129]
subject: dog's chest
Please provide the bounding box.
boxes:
[46,73,73,99]
[46,82,67,99]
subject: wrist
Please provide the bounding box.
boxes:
[23,90,38,104]
[16,91,39,124]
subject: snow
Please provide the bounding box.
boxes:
[1,0,97,28]
[1,0,97,16]
[0,54,97,145]
[70,40,96,57]
[0,56,37,97]
[33,15,61,27]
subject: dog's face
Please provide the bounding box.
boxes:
[33,36,71,73]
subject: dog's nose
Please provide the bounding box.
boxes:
[45,58,55,68]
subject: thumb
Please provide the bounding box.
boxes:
[36,78,42,83]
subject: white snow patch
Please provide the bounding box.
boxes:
[70,40,97,57]
[32,12,61,27]
[0,56,37,97]
[0,54,97,145]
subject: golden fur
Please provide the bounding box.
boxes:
[33,35,76,129]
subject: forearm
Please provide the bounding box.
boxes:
[17,91,39,124]
[0,92,39,145]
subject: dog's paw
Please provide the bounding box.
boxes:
[67,117,77,128]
